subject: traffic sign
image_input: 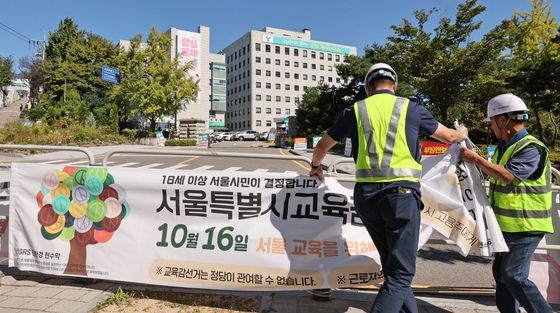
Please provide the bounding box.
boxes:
[101,65,121,84]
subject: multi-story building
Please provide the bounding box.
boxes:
[222,27,357,132]
[120,26,226,138]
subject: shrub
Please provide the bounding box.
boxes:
[0,121,130,146]
[165,139,196,146]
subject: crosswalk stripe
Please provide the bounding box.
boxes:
[254,168,269,172]
[192,165,215,171]
[223,167,242,172]
[137,163,164,169]
[165,164,191,170]
[283,171,299,174]
[112,162,139,168]
[41,160,68,164]
[65,160,90,165]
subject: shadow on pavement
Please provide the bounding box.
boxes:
[418,247,493,265]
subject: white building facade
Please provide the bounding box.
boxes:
[223,27,356,132]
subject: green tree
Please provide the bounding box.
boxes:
[110,27,199,131]
[500,0,559,146]
[0,56,14,95]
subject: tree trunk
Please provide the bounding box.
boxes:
[150,117,156,132]
[63,239,88,276]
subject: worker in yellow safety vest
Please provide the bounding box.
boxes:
[461,93,554,313]
[310,62,466,313]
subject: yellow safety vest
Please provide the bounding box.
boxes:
[489,134,554,233]
[354,94,422,183]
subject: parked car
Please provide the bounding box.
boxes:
[236,130,259,141]
[258,131,270,141]
[221,132,235,141]
[216,132,232,141]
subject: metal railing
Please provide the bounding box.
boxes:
[0,144,96,165]
[101,148,312,166]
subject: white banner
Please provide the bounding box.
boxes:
[9,163,381,290]
[420,144,508,256]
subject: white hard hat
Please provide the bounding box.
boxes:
[364,63,398,86]
[485,93,528,122]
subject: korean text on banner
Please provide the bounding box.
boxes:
[9,163,382,291]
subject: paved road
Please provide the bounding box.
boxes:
[0,101,22,127]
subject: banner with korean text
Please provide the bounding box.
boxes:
[9,163,381,291]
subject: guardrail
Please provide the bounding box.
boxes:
[0,144,96,165]
[101,148,312,166]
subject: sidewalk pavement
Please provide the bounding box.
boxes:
[0,264,508,313]
[0,145,557,312]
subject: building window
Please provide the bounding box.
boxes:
[320,65,324,70]
[294,73,299,79]
[256,43,261,51]
[328,65,332,71]
[303,50,308,57]
[275,46,280,54]
[265,44,271,52]
[256,69,261,76]
[328,77,333,83]
[319,52,324,60]
[303,63,308,69]
[284,47,290,55]
[294,85,300,91]
[285,96,291,102]
[312,75,317,81]
[303,74,308,80]
[275,71,281,78]
[286,108,291,115]
[266,120,271,127]
[312,64,316,70]
[275,96,281,102]
[275,59,280,65]
[285,60,290,66]
[256,107,261,113]
[275,83,281,90]
[266,82,271,89]
[304,86,309,92]
[336,55,340,62]
[276,108,281,114]
[294,61,299,68]
[328,53,332,61]
[336,77,341,83]
[256,82,261,88]
[294,49,299,56]
[311,51,316,59]
[256,120,261,126]
[320,76,324,82]
[285,72,290,78]
[294,97,299,103]
[256,95,261,100]
[266,95,271,101]
[265,58,271,64]
[266,70,271,77]
[266,107,271,114]
[285,84,290,90]
[256,57,261,63]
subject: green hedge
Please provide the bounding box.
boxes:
[0,121,129,146]
[164,139,197,146]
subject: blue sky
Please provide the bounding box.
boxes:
[1,0,558,72]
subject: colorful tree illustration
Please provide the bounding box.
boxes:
[36,166,131,276]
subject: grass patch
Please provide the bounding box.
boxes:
[96,287,138,308]
[91,288,261,313]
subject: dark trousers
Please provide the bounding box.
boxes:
[355,187,421,313]
[493,232,552,313]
